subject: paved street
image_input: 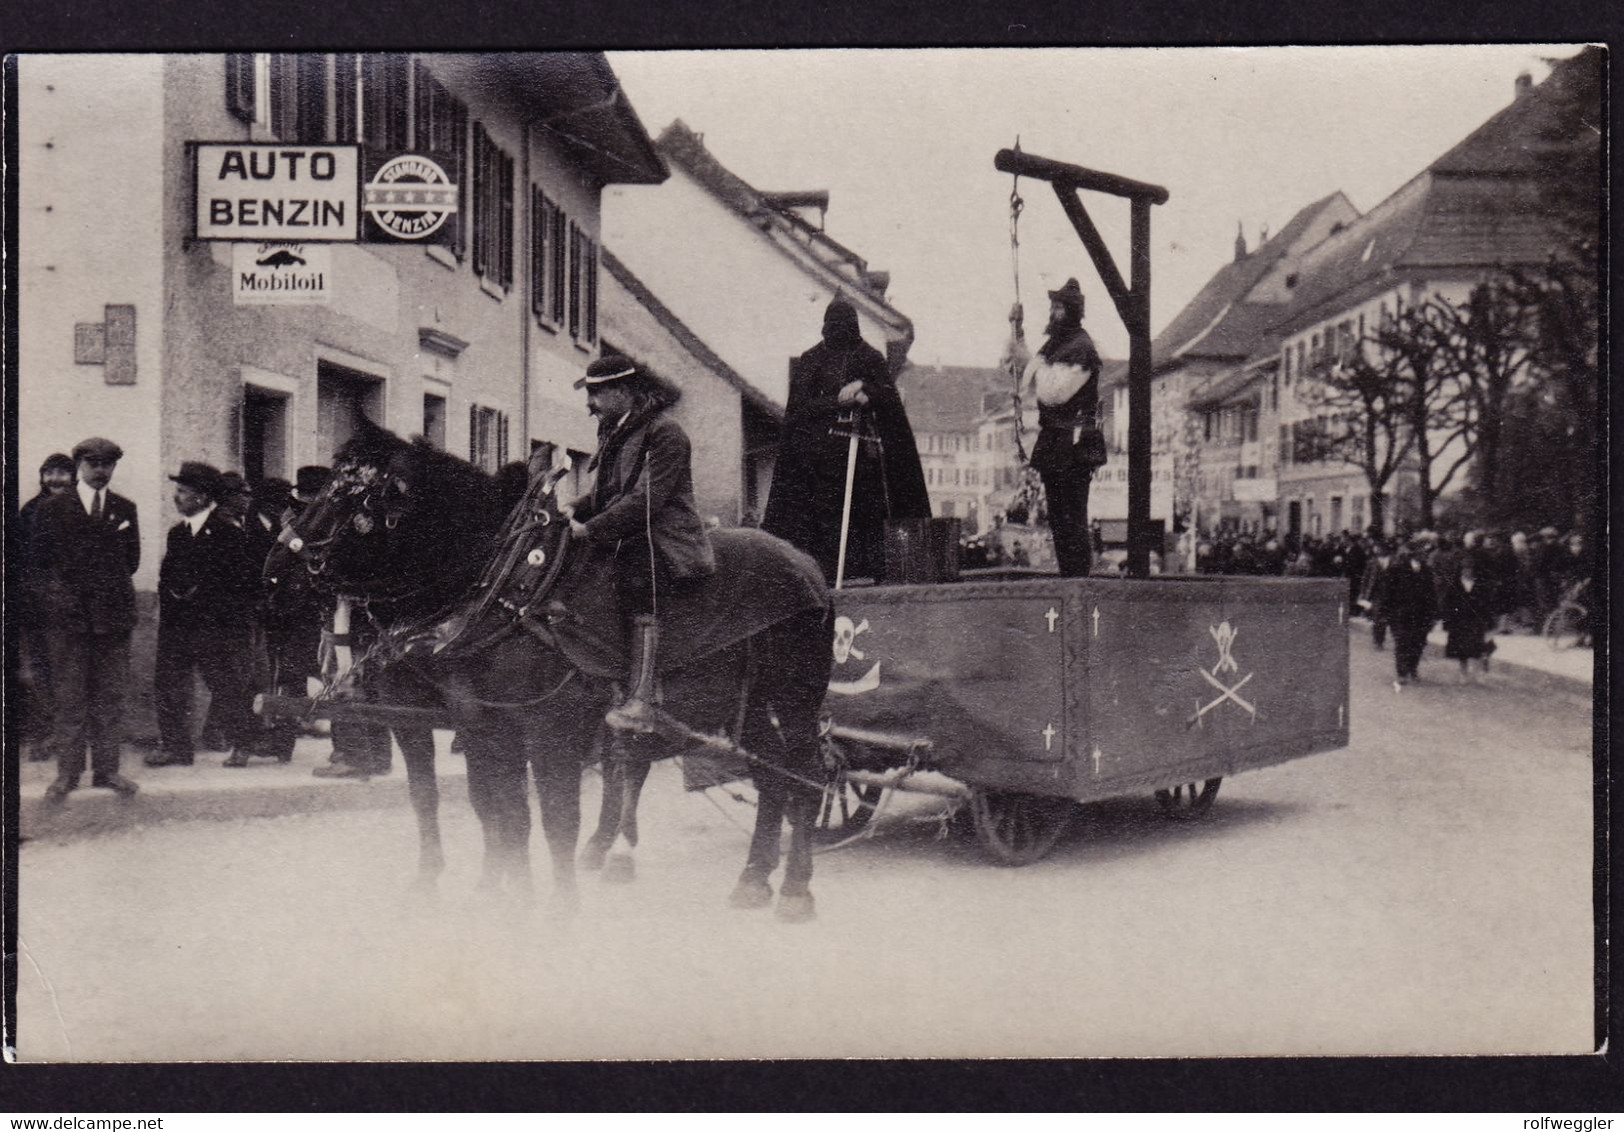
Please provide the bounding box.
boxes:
[15,631,1594,1061]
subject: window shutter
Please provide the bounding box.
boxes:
[225,54,256,122]
[333,53,358,142]
[585,237,598,343]
[452,105,468,260]
[498,412,509,466]
[567,223,582,339]
[500,153,515,289]
[550,207,567,325]
[470,124,487,278]
[469,403,479,463]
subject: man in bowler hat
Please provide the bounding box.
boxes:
[147,461,263,768]
[29,438,141,800]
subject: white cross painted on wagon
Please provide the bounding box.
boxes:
[1193,619,1257,724]
[1091,745,1103,775]
[1042,722,1056,751]
[1045,606,1058,633]
[1092,606,1100,637]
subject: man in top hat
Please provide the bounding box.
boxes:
[29,437,141,800]
[291,464,333,512]
[1021,278,1106,577]
[564,354,715,731]
[147,460,263,768]
[762,295,930,584]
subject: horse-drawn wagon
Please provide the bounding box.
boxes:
[819,573,1350,864]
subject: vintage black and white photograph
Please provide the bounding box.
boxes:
[8,45,1603,1063]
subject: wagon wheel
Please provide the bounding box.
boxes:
[967,789,1072,866]
[1154,777,1222,819]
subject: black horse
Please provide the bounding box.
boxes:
[263,424,530,894]
[271,418,835,920]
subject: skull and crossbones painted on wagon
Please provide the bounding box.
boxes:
[1192,619,1257,726]
[829,614,881,696]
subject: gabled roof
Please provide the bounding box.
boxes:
[601,249,781,419]
[1151,192,1353,371]
[655,120,912,340]
[1187,356,1275,411]
[1272,48,1600,334]
[896,364,1005,433]
[1430,47,1603,178]
[485,54,667,186]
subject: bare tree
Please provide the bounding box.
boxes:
[1296,330,1414,535]
[1426,280,1539,521]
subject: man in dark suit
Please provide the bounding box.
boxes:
[146,461,262,768]
[565,355,715,731]
[30,437,141,801]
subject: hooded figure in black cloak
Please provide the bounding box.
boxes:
[763,296,930,584]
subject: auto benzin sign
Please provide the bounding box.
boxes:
[194,143,361,241]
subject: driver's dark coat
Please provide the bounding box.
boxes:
[571,404,715,581]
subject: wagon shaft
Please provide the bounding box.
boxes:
[253,692,450,729]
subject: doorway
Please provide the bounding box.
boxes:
[242,386,290,483]
[317,361,384,462]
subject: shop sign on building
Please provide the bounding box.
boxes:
[362,151,460,244]
[194,143,361,241]
[1232,478,1279,503]
[232,243,331,305]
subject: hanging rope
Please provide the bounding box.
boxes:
[1004,137,1035,468]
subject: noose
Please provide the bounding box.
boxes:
[1000,138,1044,526]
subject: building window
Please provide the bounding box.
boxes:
[362,53,410,153]
[567,224,598,344]
[472,123,514,289]
[423,392,447,449]
[414,61,467,258]
[941,500,956,518]
[468,403,509,472]
[531,189,562,326]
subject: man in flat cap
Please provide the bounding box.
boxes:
[564,354,714,731]
[1021,278,1107,577]
[29,438,141,800]
[147,461,262,768]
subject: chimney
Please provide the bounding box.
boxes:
[1515,71,1533,99]
[1234,221,1248,263]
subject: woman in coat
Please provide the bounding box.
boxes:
[1440,559,1497,681]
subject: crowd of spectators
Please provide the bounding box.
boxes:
[1190,524,1592,684]
[16,446,402,798]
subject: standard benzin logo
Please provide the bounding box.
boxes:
[364,154,458,240]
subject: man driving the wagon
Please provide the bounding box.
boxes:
[564,354,716,732]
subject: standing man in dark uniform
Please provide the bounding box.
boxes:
[565,355,715,731]
[763,296,930,584]
[1021,278,1106,577]
[146,461,262,768]
[30,437,141,801]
